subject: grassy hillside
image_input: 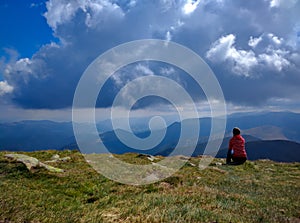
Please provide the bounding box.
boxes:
[0,150,299,223]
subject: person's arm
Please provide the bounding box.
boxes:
[229,137,233,150]
[229,137,235,155]
[227,138,233,164]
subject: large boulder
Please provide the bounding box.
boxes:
[4,154,65,173]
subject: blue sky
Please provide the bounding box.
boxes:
[0,0,57,62]
[0,0,299,121]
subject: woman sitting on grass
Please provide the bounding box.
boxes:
[226,127,247,165]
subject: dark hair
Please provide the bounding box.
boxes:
[233,127,241,135]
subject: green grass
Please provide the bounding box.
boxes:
[0,150,299,223]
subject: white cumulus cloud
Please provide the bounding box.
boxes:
[269,0,298,8]
[206,34,258,76]
[248,36,263,48]
[207,33,294,76]
[44,0,124,30]
[268,33,283,45]
[182,0,201,15]
[259,49,291,72]
[0,81,14,96]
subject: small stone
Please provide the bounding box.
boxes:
[60,156,71,162]
[147,155,156,162]
[187,162,196,167]
[51,154,60,160]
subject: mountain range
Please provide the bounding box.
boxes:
[1,111,300,162]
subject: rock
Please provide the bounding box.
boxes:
[4,153,64,173]
[60,157,71,162]
[45,154,71,163]
[143,173,160,182]
[136,154,158,162]
[147,155,158,162]
[39,162,65,173]
[5,154,40,171]
[51,154,60,160]
[186,161,196,167]
[177,155,190,161]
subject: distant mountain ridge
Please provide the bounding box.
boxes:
[0,120,74,151]
[215,140,300,162]
[226,111,300,142]
[242,125,287,141]
[1,111,300,162]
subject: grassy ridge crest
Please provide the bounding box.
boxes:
[0,150,299,223]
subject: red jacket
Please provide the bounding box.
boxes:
[229,135,247,158]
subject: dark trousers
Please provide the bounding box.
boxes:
[226,150,247,165]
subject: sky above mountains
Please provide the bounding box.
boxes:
[0,0,299,121]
